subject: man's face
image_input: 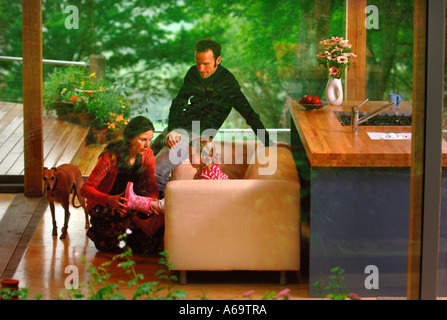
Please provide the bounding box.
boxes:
[195,49,221,79]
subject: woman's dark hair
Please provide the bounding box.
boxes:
[99,116,154,166]
[194,38,221,62]
[123,116,154,141]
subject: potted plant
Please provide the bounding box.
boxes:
[43,66,88,120]
[69,94,90,126]
[107,112,130,141]
[89,99,110,144]
[71,72,110,125]
[74,88,131,144]
[45,67,133,144]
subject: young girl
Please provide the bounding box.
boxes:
[189,135,228,180]
[150,135,228,213]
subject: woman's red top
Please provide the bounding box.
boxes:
[81,148,158,212]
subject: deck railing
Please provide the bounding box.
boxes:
[0,55,89,67]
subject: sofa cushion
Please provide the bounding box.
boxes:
[164,179,301,271]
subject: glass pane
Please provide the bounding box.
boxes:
[365,1,414,103]
[0,0,346,175]
[0,2,22,103]
[440,0,447,299]
[3,0,442,302]
[299,0,416,299]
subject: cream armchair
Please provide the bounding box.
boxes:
[163,141,301,285]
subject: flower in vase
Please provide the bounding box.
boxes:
[329,67,338,76]
[337,56,349,64]
[316,36,356,79]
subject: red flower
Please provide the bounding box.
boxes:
[347,292,361,300]
[70,96,78,101]
[242,290,254,298]
[87,91,92,95]
[273,288,291,300]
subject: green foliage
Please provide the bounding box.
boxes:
[55,230,294,301]
[58,230,188,300]
[43,66,88,111]
[44,66,132,130]
[80,89,131,129]
[0,0,346,129]
[10,229,296,300]
[0,287,29,300]
[1,1,426,129]
[313,266,361,300]
[365,0,414,102]
[0,286,43,300]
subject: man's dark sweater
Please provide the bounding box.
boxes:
[167,64,272,146]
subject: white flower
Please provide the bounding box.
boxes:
[337,56,349,64]
[339,40,352,48]
[125,228,132,235]
[118,240,126,249]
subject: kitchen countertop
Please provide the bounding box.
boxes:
[290,100,447,167]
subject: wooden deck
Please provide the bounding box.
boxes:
[0,101,91,176]
[74,143,105,176]
[0,101,104,194]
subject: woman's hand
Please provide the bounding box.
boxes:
[106,192,128,217]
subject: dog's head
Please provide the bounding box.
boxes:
[43,167,58,191]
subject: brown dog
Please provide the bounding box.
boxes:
[43,164,89,239]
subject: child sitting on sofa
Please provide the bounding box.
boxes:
[190,135,229,180]
[150,135,228,213]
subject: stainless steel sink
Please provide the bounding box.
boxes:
[335,111,412,126]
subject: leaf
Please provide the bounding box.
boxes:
[155,269,166,276]
[120,260,136,269]
[170,290,188,300]
[169,275,178,282]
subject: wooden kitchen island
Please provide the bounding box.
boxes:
[290,100,447,297]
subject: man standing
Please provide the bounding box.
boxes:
[153,38,273,191]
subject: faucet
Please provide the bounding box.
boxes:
[351,99,395,134]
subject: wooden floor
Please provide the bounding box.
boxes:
[1,194,310,300]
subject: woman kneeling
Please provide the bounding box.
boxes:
[81,116,163,253]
